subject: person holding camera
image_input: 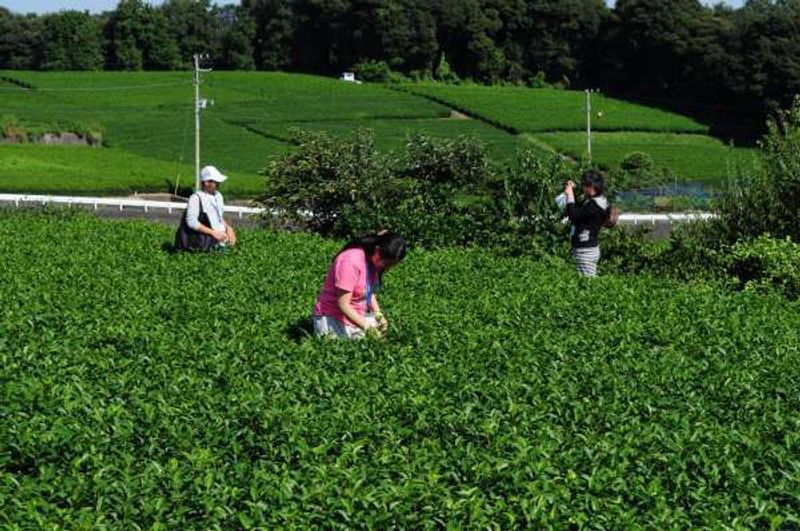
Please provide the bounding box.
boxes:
[174,166,237,252]
[564,169,611,277]
[312,232,408,339]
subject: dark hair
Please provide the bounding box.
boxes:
[581,169,605,195]
[339,232,408,262]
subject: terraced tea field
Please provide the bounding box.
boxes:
[3,210,800,527]
[407,83,755,184]
[0,72,525,196]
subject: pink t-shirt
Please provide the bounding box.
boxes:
[313,248,376,326]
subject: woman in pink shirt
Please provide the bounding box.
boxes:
[313,232,408,339]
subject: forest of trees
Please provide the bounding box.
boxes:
[2,0,799,138]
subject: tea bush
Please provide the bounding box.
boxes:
[3,210,800,528]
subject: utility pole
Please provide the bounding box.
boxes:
[585,88,602,164]
[193,54,213,191]
[585,89,592,163]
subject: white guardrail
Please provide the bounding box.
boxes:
[621,212,716,225]
[0,193,716,224]
[0,193,262,219]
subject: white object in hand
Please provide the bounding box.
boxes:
[555,193,568,209]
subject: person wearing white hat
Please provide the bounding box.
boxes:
[180,165,236,250]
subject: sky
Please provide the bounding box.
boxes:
[0,0,747,15]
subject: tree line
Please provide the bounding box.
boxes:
[2,0,799,138]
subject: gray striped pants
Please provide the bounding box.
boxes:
[572,247,601,277]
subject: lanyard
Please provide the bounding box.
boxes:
[365,258,380,313]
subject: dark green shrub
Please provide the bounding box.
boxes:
[259,130,499,247]
[258,128,396,236]
[649,221,731,281]
[609,151,666,192]
[600,225,661,275]
[729,235,800,299]
[403,133,490,188]
[527,71,550,89]
[716,98,800,243]
[494,149,571,256]
[601,220,733,283]
[353,60,406,84]
[259,129,571,252]
[435,54,459,84]
[390,133,498,248]
[620,151,655,175]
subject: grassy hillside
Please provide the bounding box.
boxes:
[4,210,800,527]
[0,71,755,197]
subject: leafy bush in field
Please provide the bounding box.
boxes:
[495,149,571,255]
[4,210,800,528]
[641,100,800,294]
[608,151,661,193]
[434,54,459,84]
[729,235,800,299]
[601,220,733,283]
[260,130,568,251]
[717,98,800,243]
[620,151,655,174]
[527,71,552,89]
[404,132,490,188]
[386,134,496,248]
[599,225,663,275]
[259,128,395,236]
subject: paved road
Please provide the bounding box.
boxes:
[4,202,265,229]
[92,204,265,228]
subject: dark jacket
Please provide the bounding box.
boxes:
[566,195,609,249]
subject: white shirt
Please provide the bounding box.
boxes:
[186,191,226,233]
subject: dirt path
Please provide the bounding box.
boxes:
[444,109,471,120]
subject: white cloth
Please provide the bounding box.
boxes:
[186,191,226,233]
[312,315,379,340]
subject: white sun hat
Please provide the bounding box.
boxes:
[200,165,228,183]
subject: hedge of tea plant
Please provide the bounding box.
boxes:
[3,210,800,528]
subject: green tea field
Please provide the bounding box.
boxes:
[0,71,754,197]
[3,210,800,527]
[406,84,709,133]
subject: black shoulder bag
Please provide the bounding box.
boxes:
[174,195,216,252]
